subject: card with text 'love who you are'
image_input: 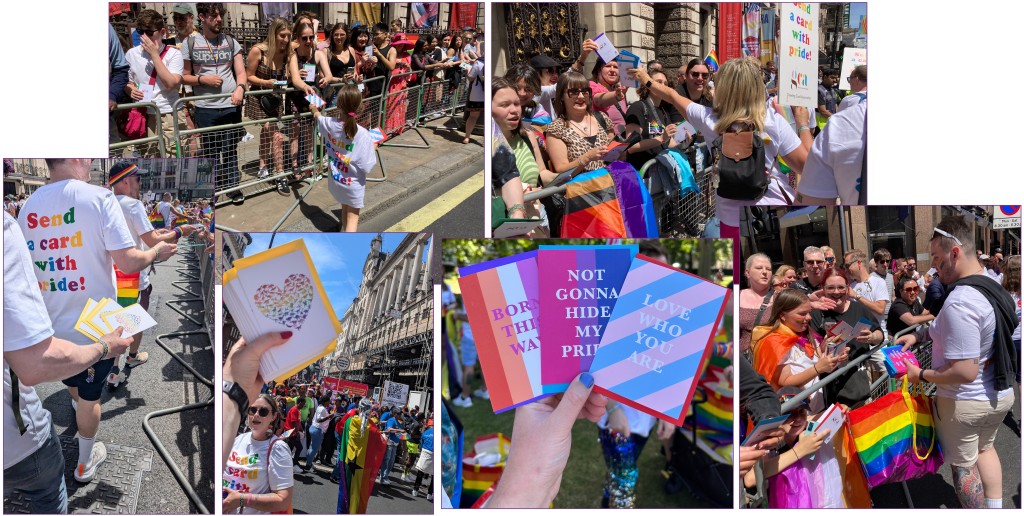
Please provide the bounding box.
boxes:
[590,255,730,425]
[537,244,637,394]
[458,251,548,413]
[223,238,342,383]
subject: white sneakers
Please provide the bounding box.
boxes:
[258,168,270,179]
[74,442,107,483]
[411,487,418,497]
[125,352,149,367]
[473,389,490,400]
[452,396,472,408]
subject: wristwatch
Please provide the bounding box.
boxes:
[223,380,248,414]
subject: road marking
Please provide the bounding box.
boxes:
[386,171,483,232]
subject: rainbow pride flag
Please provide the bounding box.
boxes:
[114,266,140,307]
[704,50,719,72]
[458,251,549,412]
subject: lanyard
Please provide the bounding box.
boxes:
[203,34,222,67]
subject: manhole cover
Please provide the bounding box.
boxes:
[4,436,153,514]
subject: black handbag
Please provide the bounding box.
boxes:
[259,93,282,117]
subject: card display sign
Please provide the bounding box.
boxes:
[382,380,410,407]
[458,251,547,413]
[617,50,641,89]
[590,255,730,425]
[537,245,637,393]
[778,3,819,110]
[223,239,343,383]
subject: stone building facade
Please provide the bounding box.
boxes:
[2,159,49,197]
[329,233,433,394]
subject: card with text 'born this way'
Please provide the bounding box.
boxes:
[537,245,637,394]
[458,251,548,413]
[590,255,730,425]
[223,238,342,383]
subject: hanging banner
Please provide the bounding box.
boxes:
[760,8,777,67]
[323,377,369,397]
[838,48,867,90]
[742,3,761,58]
[411,3,440,28]
[778,3,819,111]
[449,3,478,32]
[109,3,131,16]
[717,3,743,63]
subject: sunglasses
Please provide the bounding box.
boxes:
[139,28,159,36]
[903,287,920,293]
[932,227,963,247]
[566,88,592,98]
[825,257,835,264]
[838,260,858,271]
[689,72,710,79]
[247,406,271,417]
[301,36,316,41]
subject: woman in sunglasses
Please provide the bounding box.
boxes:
[287,22,333,183]
[544,70,613,179]
[223,394,295,514]
[887,275,934,338]
[678,58,714,108]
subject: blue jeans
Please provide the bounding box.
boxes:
[379,442,398,480]
[193,106,243,191]
[305,426,324,470]
[2,424,68,514]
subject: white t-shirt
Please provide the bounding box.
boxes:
[851,274,890,339]
[224,432,294,513]
[18,180,137,345]
[313,405,331,432]
[117,195,156,290]
[930,283,1015,401]
[797,101,866,205]
[597,405,657,438]
[157,201,176,225]
[125,44,184,114]
[985,268,1004,284]
[537,84,557,120]
[685,103,801,226]
[469,61,485,103]
[837,89,866,112]
[317,119,377,209]
[778,342,825,414]
[3,212,55,468]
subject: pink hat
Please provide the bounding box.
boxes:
[390,32,415,51]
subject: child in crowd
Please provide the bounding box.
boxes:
[310,84,378,232]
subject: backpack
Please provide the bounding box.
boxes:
[710,129,769,201]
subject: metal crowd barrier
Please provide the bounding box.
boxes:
[109,101,166,158]
[746,324,929,509]
[144,232,214,514]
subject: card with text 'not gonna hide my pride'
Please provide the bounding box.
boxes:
[223,238,342,383]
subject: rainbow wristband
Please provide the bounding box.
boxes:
[173,227,182,240]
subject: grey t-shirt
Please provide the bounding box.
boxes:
[182,32,242,109]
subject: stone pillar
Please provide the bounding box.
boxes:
[386,268,400,312]
[395,255,411,310]
[421,239,434,292]
[653,3,703,72]
[408,241,425,303]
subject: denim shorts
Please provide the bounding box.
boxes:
[2,424,68,513]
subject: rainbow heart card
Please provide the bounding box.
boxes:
[102,303,158,338]
[590,255,730,425]
[458,251,549,413]
[537,244,637,394]
[225,239,342,382]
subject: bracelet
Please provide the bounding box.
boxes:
[98,338,109,360]
[173,226,183,240]
[507,203,526,214]
[792,448,801,460]
[919,369,927,383]
[239,492,245,511]
[797,126,810,132]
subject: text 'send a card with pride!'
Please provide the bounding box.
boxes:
[590,255,730,425]
[232,239,342,383]
[537,244,637,394]
[457,251,548,413]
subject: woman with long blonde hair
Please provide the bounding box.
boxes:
[631,58,813,243]
[246,17,292,179]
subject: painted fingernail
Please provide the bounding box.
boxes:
[280,331,293,339]
[580,372,594,389]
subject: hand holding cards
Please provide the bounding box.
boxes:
[74,297,157,340]
[223,239,342,383]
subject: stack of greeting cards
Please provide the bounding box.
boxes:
[74,297,157,341]
[880,345,919,378]
[458,245,730,424]
[223,239,343,383]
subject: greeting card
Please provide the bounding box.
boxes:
[590,255,730,425]
[458,251,548,413]
[102,303,158,338]
[223,239,343,382]
[880,345,919,378]
[537,245,636,393]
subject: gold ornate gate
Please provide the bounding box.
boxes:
[504,4,587,68]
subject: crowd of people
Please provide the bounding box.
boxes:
[222,338,433,514]
[108,3,482,201]
[3,159,209,513]
[492,41,868,238]
[738,215,1020,508]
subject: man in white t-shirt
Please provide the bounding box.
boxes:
[899,216,1015,509]
[837,65,866,112]
[17,159,177,483]
[796,100,866,205]
[158,192,186,226]
[4,212,132,510]
[124,9,185,158]
[107,162,196,387]
[843,248,889,378]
